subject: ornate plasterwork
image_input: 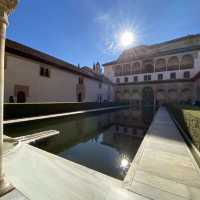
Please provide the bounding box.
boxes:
[0,0,18,13]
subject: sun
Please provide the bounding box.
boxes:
[120,31,134,47]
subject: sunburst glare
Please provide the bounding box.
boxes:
[120,31,135,47]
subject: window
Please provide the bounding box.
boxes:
[40,66,50,78]
[183,71,190,79]
[45,68,50,77]
[144,75,151,81]
[40,67,44,76]
[116,78,120,83]
[170,72,176,79]
[134,76,138,82]
[158,74,163,80]
[124,77,128,83]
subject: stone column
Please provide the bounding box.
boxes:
[0,0,18,196]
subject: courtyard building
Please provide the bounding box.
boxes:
[4,40,113,103]
[103,34,200,107]
[4,34,200,106]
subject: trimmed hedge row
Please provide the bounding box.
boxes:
[167,105,188,133]
[4,102,126,120]
[167,104,200,151]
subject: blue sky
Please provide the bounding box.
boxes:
[7,0,200,67]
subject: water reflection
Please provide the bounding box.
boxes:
[5,108,153,180]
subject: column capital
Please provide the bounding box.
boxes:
[0,0,18,13]
[0,0,18,25]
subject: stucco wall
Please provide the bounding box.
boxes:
[84,79,112,102]
[104,65,114,81]
[4,53,113,103]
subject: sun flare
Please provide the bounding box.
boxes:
[120,31,134,47]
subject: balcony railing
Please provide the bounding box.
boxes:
[155,67,166,72]
[180,64,193,69]
[167,65,179,71]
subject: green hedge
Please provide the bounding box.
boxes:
[4,102,126,120]
[167,104,200,151]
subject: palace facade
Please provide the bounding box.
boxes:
[103,34,200,106]
[4,40,113,103]
[5,34,200,105]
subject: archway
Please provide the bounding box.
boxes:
[142,87,154,106]
[143,60,154,73]
[131,90,141,110]
[167,56,179,71]
[17,91,26,103]
[180,55,194,69]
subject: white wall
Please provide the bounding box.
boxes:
[84,79,112,102]
[104,65,114,81]
[4,53,113,103]
[113,69,197,84]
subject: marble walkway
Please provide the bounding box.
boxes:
[1,107,200,199]
[124,107,200,200]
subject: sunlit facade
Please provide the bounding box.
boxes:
[103,34,200,106]
[4,40,113,103]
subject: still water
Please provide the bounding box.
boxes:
[5,108,153,180]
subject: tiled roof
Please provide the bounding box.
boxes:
[103,34,200,67]
[5,39,111,84]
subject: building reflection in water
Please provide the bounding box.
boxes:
[5,108,153,179]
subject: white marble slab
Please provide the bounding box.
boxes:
[3,143,148,200]
[2,107,200,200]
[124,107,200,200]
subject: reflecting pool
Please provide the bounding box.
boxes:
[5,108,153,180]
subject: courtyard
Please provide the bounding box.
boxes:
[0,0,199,200]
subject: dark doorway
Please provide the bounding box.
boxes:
[9,96,14,103]
[77,93,82,102]
[17,91,26,103]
